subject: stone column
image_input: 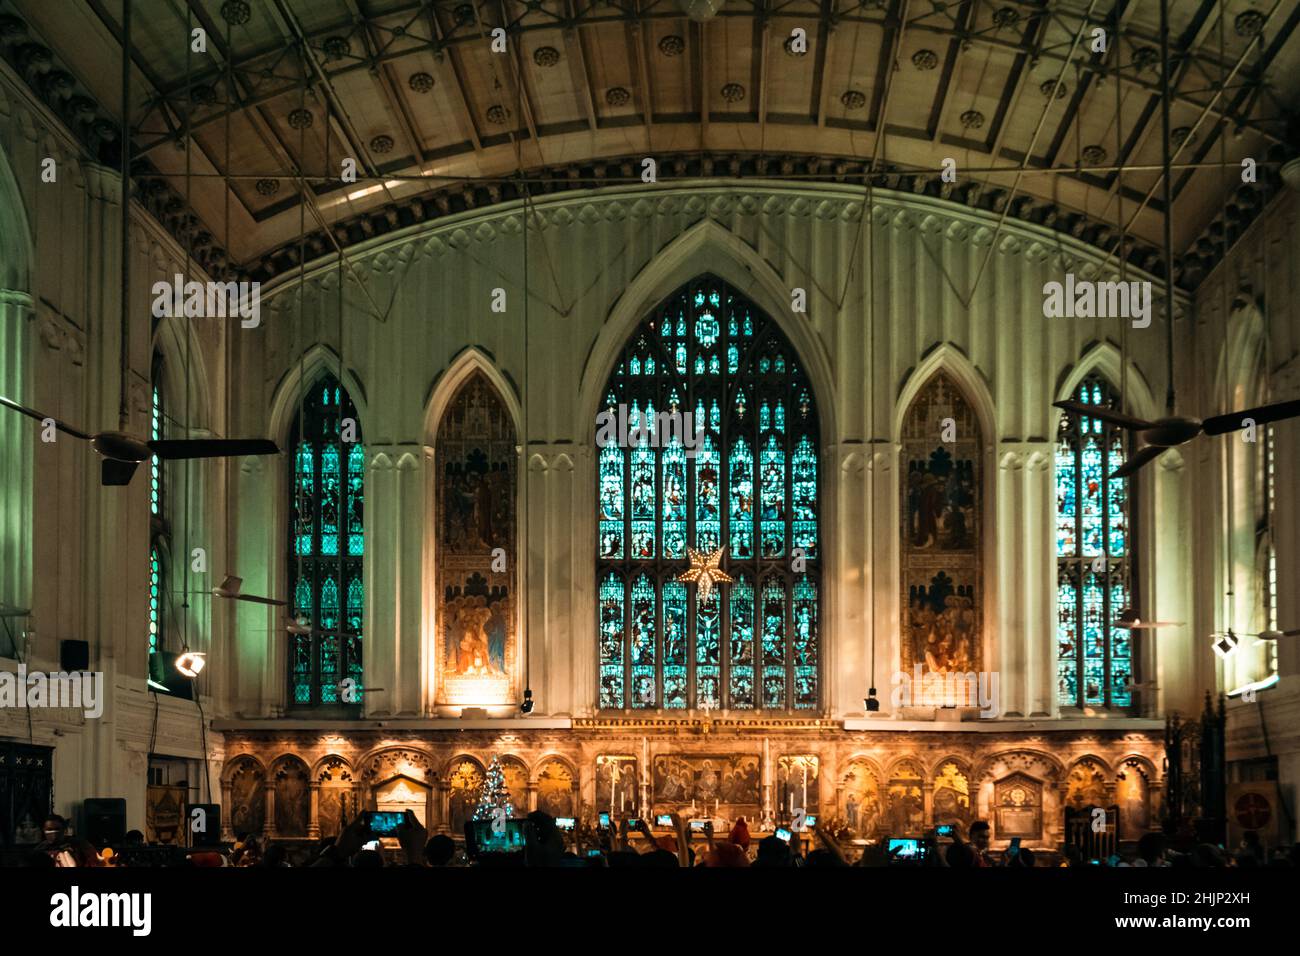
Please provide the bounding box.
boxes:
[262,783,275,840]
[307,782,321,840]
[0,289,33,615]
[364,450,396,717]
[220,779,235,842]
[395,449,423,716]
[997,449,1027,717]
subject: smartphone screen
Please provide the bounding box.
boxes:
[598,812,610,828]
[803,814,817,829]
[936,824,955,837]
[627,818,641,828]
[586,848,603,857]
[555,817,576,831]
[365,811,406,835]
[361,839,381,852]
[775,828,792,843]
[689,819,707,831]
[1008,837,1021,857]
[888,838,920,859]
[655,814,673,827]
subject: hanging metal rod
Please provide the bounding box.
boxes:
[125,158,1284,184]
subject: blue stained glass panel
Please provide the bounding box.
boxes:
[1056,375,1132,710]
[729,576,755,709]
[760,435,786,557]
[663,581,688,708]
[729,438,754,559]
[696,589,721,708]
[599,572,625,709]
[662,441,687,559]
[631,575,657,708]
[287,373,365,708]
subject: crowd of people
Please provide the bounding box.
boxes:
[17,811,1295,868]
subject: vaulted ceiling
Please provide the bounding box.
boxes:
[5,0,1300,284]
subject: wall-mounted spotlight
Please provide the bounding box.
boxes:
[520,688,534,714]
[864,687,880,712]
[176,650,207,678]
[1211,631,1240,659]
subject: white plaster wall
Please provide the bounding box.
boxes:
[234,181,1187,724]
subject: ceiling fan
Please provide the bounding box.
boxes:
[212,575,287,608]
[1113,607,1183,630]
[0,396,278,486]
[1053,397,1300,480]
[1213,627,1300,642]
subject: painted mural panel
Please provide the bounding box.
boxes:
[776,754,819,815]
[436,372,517,705]
[652,754,761,808]
[900,371,982,682]
[840,760,883,838]
[596,756,640,814]
[931,760,972,828]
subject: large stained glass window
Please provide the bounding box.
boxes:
[288,374,364,709]
[597,275,820,712]
[1055,375,1134,709]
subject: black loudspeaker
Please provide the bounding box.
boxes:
[83,798,126,847]
[148,651,194,701]
[188,803,221,847]
[60,639,90,672]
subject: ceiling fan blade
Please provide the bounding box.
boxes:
[149,438,279,460]
[101,459,140,486]
[1053,400,1153,431]
[1202,399,1300,436]
[235,593,289,607]
[1109,444,1165,479]
[0,395,92,440]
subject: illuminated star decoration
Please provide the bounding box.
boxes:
[676,546,734,605]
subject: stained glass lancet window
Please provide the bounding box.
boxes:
[597,275,820,712]
[148,351,168,685]
[1055,375,1134,709]
[288,374,364,709]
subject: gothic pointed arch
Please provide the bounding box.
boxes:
[596,273,822,712]
[286,369,366,710]
[1054,370,1136,710]
[899,368,985,681]
[431,365,519,705]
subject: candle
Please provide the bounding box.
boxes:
[620,792,625,812]
[610,768,615,812]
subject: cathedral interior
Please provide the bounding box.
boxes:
[2,0,1300,872]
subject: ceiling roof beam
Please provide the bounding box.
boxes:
[423,2,485,151]
[132,2,1281,150]
[561,1,599,132]
[492,0,543,159]
[814,0,838,128]
[267,0,386,185]
[630,1,656,155]
[351,0,429,167]
[926,0,975,145]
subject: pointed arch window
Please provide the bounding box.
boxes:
[434,370,518,705]
[597,275,820,712]
[288,374,364,710]
[899,371,983,686]
[1055,375,1135,709]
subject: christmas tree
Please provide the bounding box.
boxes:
[473,756,515,821]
